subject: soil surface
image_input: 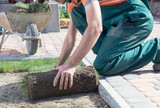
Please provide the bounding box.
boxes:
[0,72,110,108]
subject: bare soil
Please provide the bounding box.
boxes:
[0,72,110,108]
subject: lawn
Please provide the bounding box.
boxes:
[0,58,82,73]
[0,58,58,73]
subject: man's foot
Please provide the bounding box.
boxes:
[153,63,160,71]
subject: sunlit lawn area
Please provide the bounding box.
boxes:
[0,58,82,73]
[0,58,58,73]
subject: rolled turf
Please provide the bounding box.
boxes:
[27,66,98,100]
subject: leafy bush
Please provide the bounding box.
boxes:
[11,1,50,13]
[29,1,50,13]
[59,8,69,19]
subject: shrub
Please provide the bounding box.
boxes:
[59,8,69,19]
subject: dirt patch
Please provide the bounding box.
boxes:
[0,73,110,108]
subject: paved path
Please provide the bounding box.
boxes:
[0,16,160,108]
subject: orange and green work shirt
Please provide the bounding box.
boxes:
[67,0,160,76]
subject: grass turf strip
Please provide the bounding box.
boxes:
[0,58,58,73]
[0,58,82,73]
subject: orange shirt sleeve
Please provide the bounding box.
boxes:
[81,0,126,7]
[68,3,75,14]
[99,0,126,6]
[81,0,97,6]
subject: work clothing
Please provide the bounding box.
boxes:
[67,0,160,75]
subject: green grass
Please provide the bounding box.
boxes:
[22,75,29,98]
[0,58,59,73]
[0,58,82,73]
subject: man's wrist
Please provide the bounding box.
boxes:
[67,60,77,68]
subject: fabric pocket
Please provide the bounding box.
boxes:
[122,9,140,28]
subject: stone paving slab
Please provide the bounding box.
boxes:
[0,16,160,108]
[99,78,131,108]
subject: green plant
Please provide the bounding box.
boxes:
[59,8,69,19]
[11,1,50,13]
[22,75,29,98]
[29,1,50,13]
[15,1,30,10]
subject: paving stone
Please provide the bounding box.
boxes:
[108,79,131,87]
[114,86,145,98]
[125,97,152,104]
[153,81,160,86]
[122,74,139,80]
[145,62,154,67]
[99,79,131,108]
[137,71,155,75]
[143,90,160,97]
[130,103,158,108]
[139,73,160,78]
[151,97,160,103]
[82,58,92,66]
[154,86,160,90]
[128,79,158,84]
[136,87,156,92]
[157,103,160,108]
[0,54,59,61]
[0,51,11,55]
[86,60,94,64]
[157,77,160,81]
[0,55,12,59]
[87,59,94,64]
[105,76,124,82]
[86,54,96,59]
[132,83,154,87]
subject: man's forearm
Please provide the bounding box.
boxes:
[56,19,77,66]
[56,37,75,66]
[67,25,102,67]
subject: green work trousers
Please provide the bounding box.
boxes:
[70,0,160,75]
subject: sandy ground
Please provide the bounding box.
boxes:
[0,73,110,108]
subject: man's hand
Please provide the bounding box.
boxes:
[50,64,75,90]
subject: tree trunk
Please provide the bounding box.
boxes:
[27,66,98,100]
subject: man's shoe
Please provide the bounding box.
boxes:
[153,63,160,71]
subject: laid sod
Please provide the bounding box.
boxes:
[0,58,83,73]
[0,58,58,73]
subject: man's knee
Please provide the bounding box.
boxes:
[93,58,106,75]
